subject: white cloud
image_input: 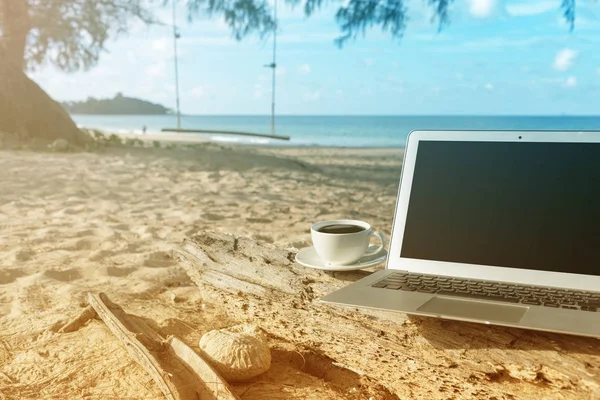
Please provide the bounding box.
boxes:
[505,1,556,17]
[276,67,287,77]
[88,66,116,79]
[145,63,166,78]
[521,66,530,73]
[411,33,452,41]
[539,77,565,85]
[463,36,547,49]
[553,48,577,71]
[210,18,231,33]
[126,51,137,64]
[254,77,265,99]
[364,58,376,67]
[484,83,494,90]
[564,76,577,87]
[468,0,497,18]
[596,68,600,76]
[540,76,578,87]
[298,64,311,74]
[191,86,205,98]
[303,90,321,101]
[428,35,550,54]
[456,73,464,80]
[277,33,338,44]
[163,83,176,94]
[178,37,233,47]
[152,38,169,52]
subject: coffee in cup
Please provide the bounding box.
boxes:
[311,219,386,266]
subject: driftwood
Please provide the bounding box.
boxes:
[167,336,240,400]
[57,305,97,334]
[87,293,181,400]
[175,231,600,400]
[87,292,240,400]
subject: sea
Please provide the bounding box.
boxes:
[71,115,600,148]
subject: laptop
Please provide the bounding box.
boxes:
[322,130,600,338]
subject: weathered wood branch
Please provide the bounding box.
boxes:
[88,292,241,400]
[175,231,600,400]
[57,305,97,333]
[87,292,180,400]
[167,336,240,400]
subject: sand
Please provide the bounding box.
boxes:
[0,142,402,399]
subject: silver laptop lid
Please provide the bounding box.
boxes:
[388,130,600,292]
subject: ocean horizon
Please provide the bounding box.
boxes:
[71,114,600,148]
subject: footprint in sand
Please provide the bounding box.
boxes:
[124,242,146,254]
[44,268,83,282]
[62,206,88,215]
[93,266,138,278]
[203,213,225,221]
[246,217,273,224]
[89,250,114,262]
[109,266,139,277]
[74,237,102,250]
[144,251,176,268]
[184,226,211,237]
[0,269,26,285]
[289,240,311,249]
[15,250,34,262]
[252,233,274,243]
[112,223,130,231]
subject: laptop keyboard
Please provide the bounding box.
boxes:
[372,272,600,312]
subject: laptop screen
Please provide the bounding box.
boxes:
[401,140,600,276]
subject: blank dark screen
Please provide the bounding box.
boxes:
[400,141,600,276]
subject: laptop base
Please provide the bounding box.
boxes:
[321,270,600,338]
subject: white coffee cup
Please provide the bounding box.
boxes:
[311,219,386,266]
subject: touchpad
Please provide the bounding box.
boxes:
[417,296,528,323]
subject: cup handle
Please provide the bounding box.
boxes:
[364,230,386,256]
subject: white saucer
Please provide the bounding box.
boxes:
[295,246,388,271]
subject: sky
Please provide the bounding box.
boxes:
[30,0,600,115]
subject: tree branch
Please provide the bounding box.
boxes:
[561,0,576,31]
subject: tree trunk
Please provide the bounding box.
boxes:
[0,0,29,69]
[0,59,89,146]
[0,0,88,146]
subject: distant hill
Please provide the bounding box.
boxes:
[61,93,172,115]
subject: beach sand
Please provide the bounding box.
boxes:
[0,142,402,399]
